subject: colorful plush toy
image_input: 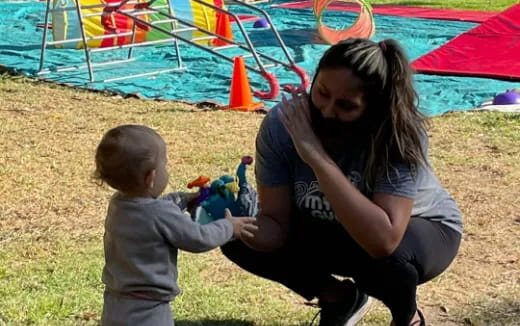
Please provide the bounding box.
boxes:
[187,156,258,224]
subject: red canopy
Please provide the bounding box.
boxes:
[412,4,520,81]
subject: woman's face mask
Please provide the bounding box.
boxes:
[308,98,356,138]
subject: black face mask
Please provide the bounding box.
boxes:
[309,95,361,139]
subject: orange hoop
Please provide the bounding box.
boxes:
[314,0,375,44]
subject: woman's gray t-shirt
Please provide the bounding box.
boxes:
[255,104,462,234]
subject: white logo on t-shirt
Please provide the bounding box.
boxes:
[294,171,362,222]
[295,181,336,221]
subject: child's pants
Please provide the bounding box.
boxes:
[101,291,174,326]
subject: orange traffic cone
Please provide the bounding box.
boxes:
[222,56,264,112]
[212,12,233,47]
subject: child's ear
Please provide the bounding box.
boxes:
[145,169,156,189]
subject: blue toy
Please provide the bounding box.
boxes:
[253,18,270,29]
[493,90,520,105]
[187,156,258,224]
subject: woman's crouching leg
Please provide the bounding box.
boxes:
[221,239,334,301]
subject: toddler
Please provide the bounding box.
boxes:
[94,124,256,326]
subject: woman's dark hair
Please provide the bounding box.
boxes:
[94,125,162,193]
[315,38,429,189]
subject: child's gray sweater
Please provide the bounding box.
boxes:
[102,192,233,301]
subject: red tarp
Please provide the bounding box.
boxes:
[272,1,498,23]
[412,4,520,81]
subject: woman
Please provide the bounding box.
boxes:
[222,38,462,326]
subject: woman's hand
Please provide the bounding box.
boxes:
[278,90,327,165]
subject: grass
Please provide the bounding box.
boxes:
[1,0,520,324]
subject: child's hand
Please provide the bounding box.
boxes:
[225,209,258,240]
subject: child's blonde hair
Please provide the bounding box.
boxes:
[94,125,164,193]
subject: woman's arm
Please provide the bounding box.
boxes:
[278,91,413,258]
[241,184,292,252]
[311,157,413,257]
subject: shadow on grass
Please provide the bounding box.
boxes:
[176,320,254,326]
[176,321,314,326]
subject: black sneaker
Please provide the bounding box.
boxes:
[315,287,372,326]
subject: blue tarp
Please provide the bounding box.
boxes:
[0,1,518,115]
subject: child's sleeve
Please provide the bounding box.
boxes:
[161,192,191,211]
[155,202,233,252]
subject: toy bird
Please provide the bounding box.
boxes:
[188,156,258,224]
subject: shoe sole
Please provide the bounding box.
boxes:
[345,296,372,326]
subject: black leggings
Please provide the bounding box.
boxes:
[221,215,461,325]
